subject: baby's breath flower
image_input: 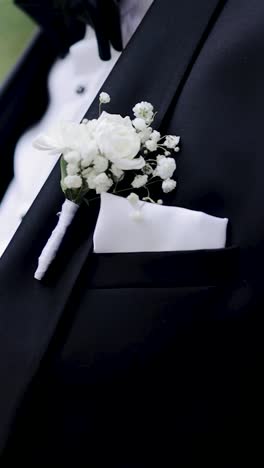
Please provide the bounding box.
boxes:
[150,130,160,141]
[162,178,177,193]
[164,135,180,149]
[139,127,152,144]
[145,139,158,152]
[99,92,111,104]
[64,175,82,189]
[156,157,176,180]
[93,155,109,174]
[133,101,154,124]
[81,142,98,168]
[127,192,140,205]
[94,173,113,194]
[66,163,79,176]
[156,154,165,163]
[86,170,97,189]
[131,174,148,188]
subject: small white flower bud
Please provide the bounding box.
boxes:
[94,173,113,194]
[162,178,177,193]
[131,174,148,188]
[99,92,111,104]
[156,157,176,180]
[145,139,158,152]
[150,130,160,142]
[164,135,180,149]
[93,156,109,174]
[132,102,154,124]
[127,192,140,206]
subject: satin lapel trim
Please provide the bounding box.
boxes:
[0,0,226,454]
[84,0,226,128]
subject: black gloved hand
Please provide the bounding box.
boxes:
[14,0,123,60]
[65,0,123,59]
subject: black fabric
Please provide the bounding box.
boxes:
[0,0,263,465]
[0,31,57,201]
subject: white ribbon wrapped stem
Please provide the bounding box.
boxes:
[34,199,79,280]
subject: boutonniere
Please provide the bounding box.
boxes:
[33,92,180,280]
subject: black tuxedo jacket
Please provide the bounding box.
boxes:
[0,0,263,465]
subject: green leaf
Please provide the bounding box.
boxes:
[60,156,69,195]
[60,156,67,180]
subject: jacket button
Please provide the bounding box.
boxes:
[76,85,86,95]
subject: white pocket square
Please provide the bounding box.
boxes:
[93,193,228,253]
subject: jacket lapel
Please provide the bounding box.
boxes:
[87,0,226,128]
[0,0,225,454]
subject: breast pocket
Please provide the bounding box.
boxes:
[62,245,248,367]
[70,246,246,357]
[55,245,251,453]
[85,246,241,289]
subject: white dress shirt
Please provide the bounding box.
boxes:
[0,0,153,256]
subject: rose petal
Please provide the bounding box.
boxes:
[112,156,146,170]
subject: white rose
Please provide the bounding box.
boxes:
[64,175,82,189]
[162,178,177,193]
[94,173,113,194]
[86,119,98,134]
[131,174,148,188]
[94,112,143,170]
[156,157,176,180]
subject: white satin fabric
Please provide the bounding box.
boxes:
[0,0,153,256]
[94,193,228,253]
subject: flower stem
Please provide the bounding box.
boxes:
[86,179,160,203]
